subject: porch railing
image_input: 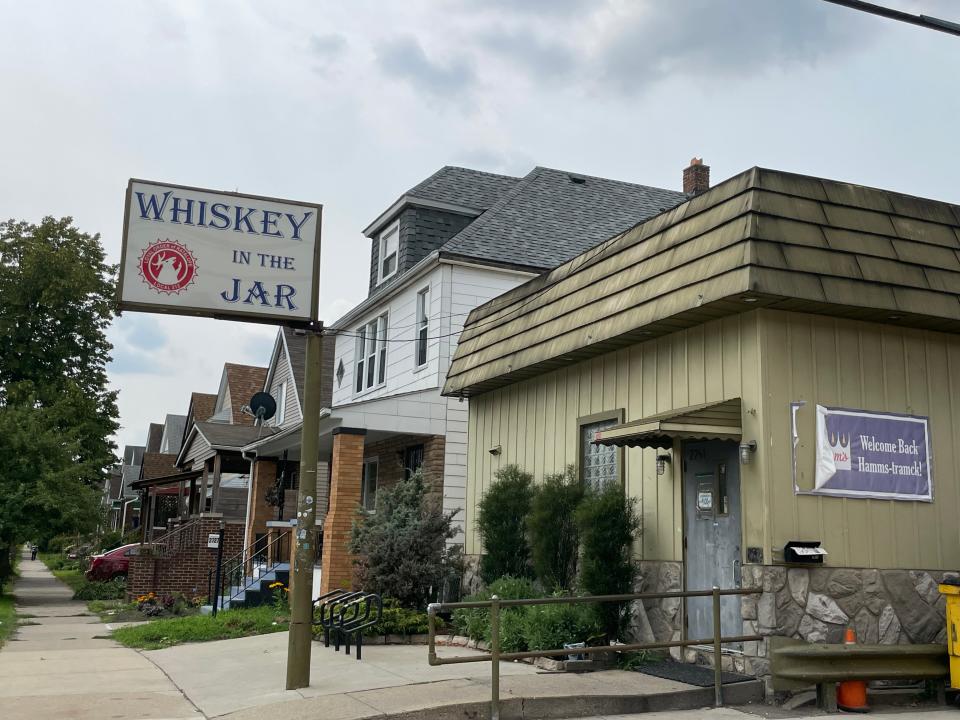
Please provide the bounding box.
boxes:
[208,530,290,614]
[427,586,762,720]
[149,519,200,559]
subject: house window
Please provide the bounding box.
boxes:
[275,381,287,425]
[361,458,378,512]
[378,223,399,283]
[579,415,621,492]
[415,287,429,367]
[404,444,424,480]
[354,314,388,393]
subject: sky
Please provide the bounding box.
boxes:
[1,0,958,454]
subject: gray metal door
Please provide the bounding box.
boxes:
[683,440,742,643]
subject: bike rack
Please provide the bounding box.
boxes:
[311,589,382,660]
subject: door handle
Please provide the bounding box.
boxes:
[733,558,741,586]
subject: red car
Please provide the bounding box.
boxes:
[85,543,138,581]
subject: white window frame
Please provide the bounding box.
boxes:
[275,381,287,425]
[378,222,399,284]
[361,457,379,512]
[415,287,429,368]
[354,312,388,395]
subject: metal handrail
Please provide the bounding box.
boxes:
[211,530,290,612]
[149,519,200,559]
[427,586,762,720]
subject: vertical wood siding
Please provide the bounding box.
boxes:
[759,309,960,570]
[464,312,763,560]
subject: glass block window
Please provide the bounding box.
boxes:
[580,418,619,492]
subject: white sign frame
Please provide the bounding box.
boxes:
[119,178,321,325]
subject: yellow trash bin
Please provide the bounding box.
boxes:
[939,580,960,689]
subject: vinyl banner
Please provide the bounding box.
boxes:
[814,405,932,502]
[119,179,321,324]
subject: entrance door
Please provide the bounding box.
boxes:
[683,440,742,643]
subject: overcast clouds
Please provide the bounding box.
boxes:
[1,0,958,454]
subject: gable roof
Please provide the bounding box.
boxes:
[443,166,960,397]
[145,423,164,453]
[439,167,687,272]
[221,363,268,424]
[159,414,187,454]
[190,392,217,423]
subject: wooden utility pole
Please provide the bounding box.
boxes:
[286,324,323,689]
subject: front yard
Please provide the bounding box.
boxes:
[112,606,289,650]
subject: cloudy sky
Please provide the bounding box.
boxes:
[1,0,958,453]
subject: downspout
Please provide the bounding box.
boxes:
[242,448,257,550]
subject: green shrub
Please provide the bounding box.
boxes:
[98,530,124,552]
[528,467,583,591]
[477,465,535,583]
[523,596,603,651]
[452,576,539,646]
[372,598,431,635]
[73,577,126,600]
[349,471,461,610]
[575,484,640,639]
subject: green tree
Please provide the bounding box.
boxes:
[575,484,640,639]
[0,217,118,573]
[476,464,534,584]
[527,466,583,591]
[349,471,461,609]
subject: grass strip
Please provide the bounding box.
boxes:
[111,606,288,650]
[0,592,16,647]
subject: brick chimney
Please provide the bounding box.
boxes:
[683,157,710,195]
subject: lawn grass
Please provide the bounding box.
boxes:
[0,589,17,648]
[111,606,288,650]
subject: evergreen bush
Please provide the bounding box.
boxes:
[522,595,603,651]
[452,576,538,644]
[575,484,640,639]
[527,466,583,590]
[348,471,461,609]
[476,465,534,583]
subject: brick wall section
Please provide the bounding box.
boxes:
[246,459,277,551]
[320,429,365,594]
[362,434,445,499]
[127,516,245,600]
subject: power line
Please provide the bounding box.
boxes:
[822,0,960,36]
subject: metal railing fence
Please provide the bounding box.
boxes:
[207,530,290,614]
[427,586,761,720]
[150,519,200,559]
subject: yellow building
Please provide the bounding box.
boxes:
[443,167,960,682]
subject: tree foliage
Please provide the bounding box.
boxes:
[527,466,583,591]
[476,464,535,584]
[0,217,118,562]
[349,471,461,609]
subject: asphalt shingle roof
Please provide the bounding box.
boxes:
[405,166,520,211]
[439,167,688,271]
[196,421,276,448]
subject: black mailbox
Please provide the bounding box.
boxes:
[784,540,827,564]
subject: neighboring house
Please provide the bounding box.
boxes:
[443,165,960,692]
[243,163,690,596]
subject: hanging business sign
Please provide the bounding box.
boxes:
[119,179,321,324]
[814,405,932,502]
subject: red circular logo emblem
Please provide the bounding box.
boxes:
[138,239,197,294]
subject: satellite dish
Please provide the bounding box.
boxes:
[249,392,277,421]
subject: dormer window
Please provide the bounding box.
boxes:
[378,222,399,283]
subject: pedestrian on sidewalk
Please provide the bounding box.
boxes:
[30,543,38,561]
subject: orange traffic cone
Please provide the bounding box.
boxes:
[837,627,869,713]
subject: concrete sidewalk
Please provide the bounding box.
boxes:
[146,632,760,719]
[0,549,200,720]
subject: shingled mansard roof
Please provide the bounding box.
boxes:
[443,166,960,397]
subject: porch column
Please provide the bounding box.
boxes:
[320,428,365,595]
[199,461,210,513]
[246,459,277,553]
[210,454,222,513]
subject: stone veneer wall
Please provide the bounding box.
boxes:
[740,564,954,693]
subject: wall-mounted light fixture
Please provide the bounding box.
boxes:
[489,445,502,456]
[739,440,757,465]
[656,452,671,476]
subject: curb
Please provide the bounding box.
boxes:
[373,680,765,720]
